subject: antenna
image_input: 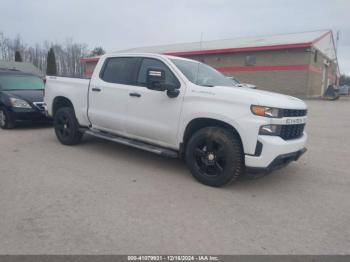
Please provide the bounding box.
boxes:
[199,32,204,51]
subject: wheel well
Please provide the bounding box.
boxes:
[52,97,74,117]
[181,118,243,155]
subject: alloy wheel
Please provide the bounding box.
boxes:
[56,114,72,138]
[193,138,227,177]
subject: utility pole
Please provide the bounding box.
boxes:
[335,30,340,86]
[335,30,340,56]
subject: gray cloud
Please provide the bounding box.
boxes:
[1,0,349,74]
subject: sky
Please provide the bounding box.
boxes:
[1,0,350,74]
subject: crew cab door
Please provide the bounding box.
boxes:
[88,57,139,134]
[124,58,184,148]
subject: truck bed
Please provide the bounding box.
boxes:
[44,76,91,126]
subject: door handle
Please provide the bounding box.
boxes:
[129,92,141,97]
[92,87,101,92]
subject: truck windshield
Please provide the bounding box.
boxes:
[0,75,44,90]
[170,58,235,87]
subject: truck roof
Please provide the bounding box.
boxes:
[102,52,199,63]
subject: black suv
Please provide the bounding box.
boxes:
[0,70,51,129]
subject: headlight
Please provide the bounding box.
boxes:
[259,124,281,136]
[251,105,281,118]
[10,98,32,109]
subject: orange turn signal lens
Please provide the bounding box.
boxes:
[251,105,266,117]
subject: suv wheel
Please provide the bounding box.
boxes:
[185,127,244,187]
[0,107,15,129]
[54,107,83,145]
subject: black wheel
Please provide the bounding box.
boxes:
[54,107,83,145]
[0,107,15,129]
[185,127,244,187]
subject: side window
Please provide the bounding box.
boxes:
[137,58,180,87]
[100,57,138,85]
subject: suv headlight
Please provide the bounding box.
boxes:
[251,105,281,118]
[10,98,32,109]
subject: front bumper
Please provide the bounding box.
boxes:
[245,133,307,172]
[9,108,52,122]
[246,148,306,173]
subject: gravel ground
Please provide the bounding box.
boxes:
[0,97,349,254]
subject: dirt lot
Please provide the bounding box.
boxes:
[0,98,349,254]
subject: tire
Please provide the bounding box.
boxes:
[0,107,15,129]
[185,127,244,187]
[54,107,83,145]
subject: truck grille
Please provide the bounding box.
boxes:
[282,109,307,117]
[280,124,305,140]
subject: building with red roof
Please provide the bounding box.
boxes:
[81,30,339,98]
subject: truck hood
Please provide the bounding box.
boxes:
[215,86,307,109]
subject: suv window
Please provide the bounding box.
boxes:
[100,57,138,85]
[137,58,179,88]
[0,75,44,90]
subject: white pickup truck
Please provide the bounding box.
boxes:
[44,53,307,187]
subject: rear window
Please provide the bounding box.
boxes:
[0,75,44,90]
[100,57,138,85]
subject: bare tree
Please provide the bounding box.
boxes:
[0,32,11,60]
[0,31,91,77]
[90,46,105,57]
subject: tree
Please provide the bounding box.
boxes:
[46,48,57,76]
[15,50,22,62]
[89,46,105,57]
[0,31,89,77]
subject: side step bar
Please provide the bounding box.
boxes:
[85,130,179,158]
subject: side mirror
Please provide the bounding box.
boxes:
[166,84,180,98]
[146,68,166,91]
